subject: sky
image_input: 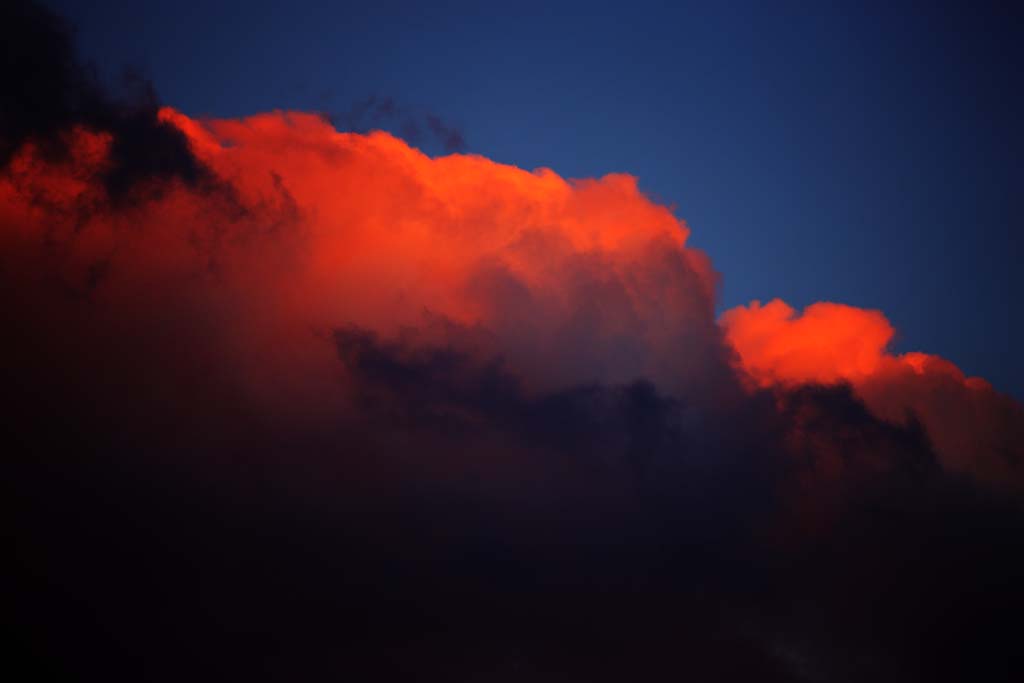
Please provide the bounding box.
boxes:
[49,0,1024,399]
[6,2,1024,681]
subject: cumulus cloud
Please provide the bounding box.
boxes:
[5,2,1023,681]
[722,299,1024,488]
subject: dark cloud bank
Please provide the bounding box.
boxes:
[4,2,1023,681]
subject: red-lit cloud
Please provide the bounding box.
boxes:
[3,108,1021,489]
[172,107,722,393]
[722,299,1023,487]
[2,109,732,444]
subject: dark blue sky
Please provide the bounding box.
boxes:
[52,0,1022,397]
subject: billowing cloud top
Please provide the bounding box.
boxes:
[5,107,1019,487]
[722,299,1023,487]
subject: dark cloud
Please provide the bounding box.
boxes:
[10,319,1022,681]
[327,94,467,152]
[0,0,208,200]
[426,113,467,153]
[331,330,1024,682]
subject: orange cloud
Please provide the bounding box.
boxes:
[3,107,1020,489]
[722,299,1024,488]
[719,299,894,386]
[1,109,726,437]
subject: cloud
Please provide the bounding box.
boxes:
[722,299,1024,489]
[0,1,209,201]
[5,3,1024,680]
[328,95,468,152]
[3,103,728,432]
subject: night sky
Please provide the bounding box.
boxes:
[5,2,1024,682]
[49,0,1024,399]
